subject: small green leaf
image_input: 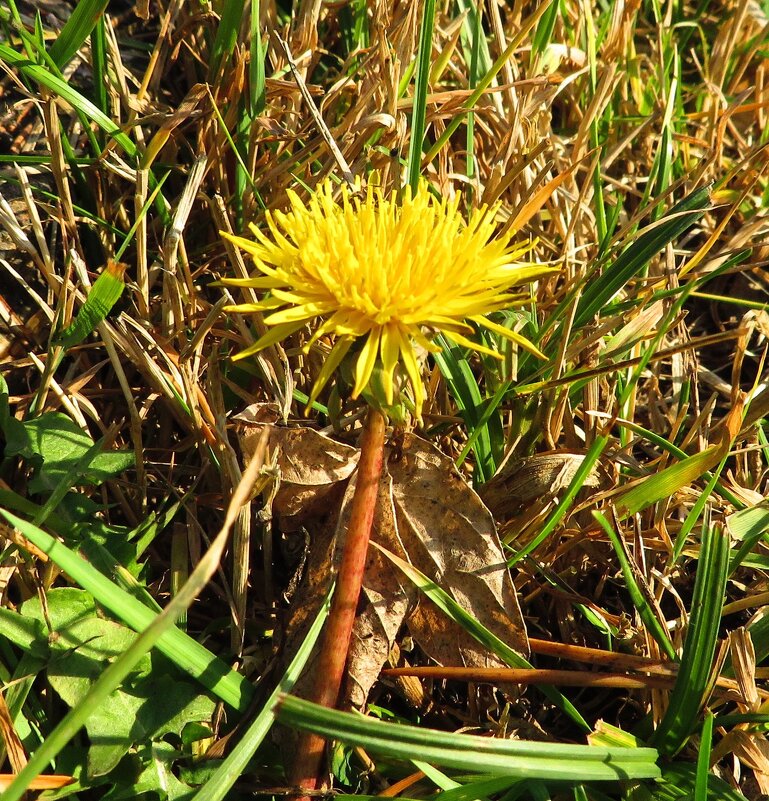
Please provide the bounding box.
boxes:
[54,260,127,349]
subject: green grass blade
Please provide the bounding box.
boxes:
[209,0,246,80]
[423,1,552,167]
[694,711,714,801]
[53,260,126,349]
[276,695,660,780]
[531,0,560,57]
[1,489,244,801]
[248,0,265,116]
[0,42,136,156]
[615,446,719,521]
[593,511,676,661]
[0,509,254,711]
[90,16,108,118]
[47,0,109,68]
[572,185,712,329]
[508,433,609,567]
[651,523,729,755]
[727,500,769,574]
[434,335,501,483]
[406,0,435,191]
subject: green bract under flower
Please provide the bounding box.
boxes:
[221,179,555,419]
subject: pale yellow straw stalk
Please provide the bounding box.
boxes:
[221,179,555,417]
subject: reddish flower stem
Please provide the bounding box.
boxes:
[289,406,387,794]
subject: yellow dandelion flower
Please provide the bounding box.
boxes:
[220,179,556,419]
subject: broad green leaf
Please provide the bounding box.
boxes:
[0,606,46,651]
[1,494,248,801]
[118,741,194,800]
[22,588,215,777]
[0,510,253,713]
[4,411,133,493]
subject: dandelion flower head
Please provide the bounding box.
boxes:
[221,179,555,419]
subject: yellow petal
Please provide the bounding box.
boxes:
[265,302,333,325]
[307,336,354,411]
[352,327,382,399]
[442,329,503,359]
[471,315,547,359]
[231,322,304,359]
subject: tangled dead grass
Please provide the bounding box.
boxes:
[3,0,769,796]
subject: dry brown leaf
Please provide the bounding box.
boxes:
[389,433,529,664]
[236,404,359,527]
[260,422,528,711]
[479,451,603,520]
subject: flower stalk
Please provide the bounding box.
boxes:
[289,406,387,792]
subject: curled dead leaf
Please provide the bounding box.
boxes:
[235,404,358,527]
[479,451,602,520]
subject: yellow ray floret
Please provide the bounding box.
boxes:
[220,179,556,419]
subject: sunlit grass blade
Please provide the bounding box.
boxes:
[651,523,729,756]
[531,0,560,57]
[277,695,660,781]
[53,260,126,349]
[423,1,552,167]
[208,0,245,80]
[0,43,136,156]
[572,185,712,329]
[726,500,769,573]
[616,394,743,522]
[694,711,714,801]
[614,446,719,520]
[434,335,501,483]
[1,476,250,801]
[47,0,109,68]
[248,0,265,116]
[90,16,108,118]
[406,0,435,190]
